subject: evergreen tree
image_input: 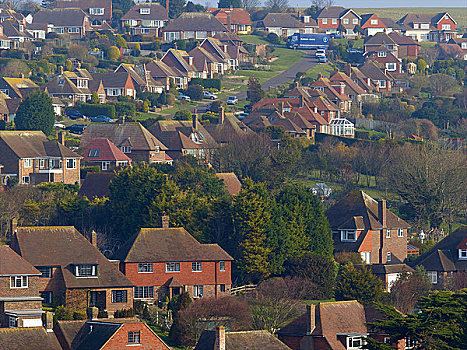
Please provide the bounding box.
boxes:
[247,77,264,105]
[218,0,242,8]
[160,0,186,19]
[112,0,135,14]
[90,92,100,104]
[15,91,55,136]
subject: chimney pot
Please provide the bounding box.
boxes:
[59,65,64,75]
[306,304,316,335]
[192,113,198,130]
[215,326,226,350]
[378,199,387,228]
[219,105,225,125]
[161,214,169,229]
[90,230,98,248]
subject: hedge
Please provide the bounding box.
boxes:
[113,101,136,117]
[189,78,221,91]
[78,104,116,118]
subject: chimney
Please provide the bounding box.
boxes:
[378,199,387,228]
[58,65,64,75]
[90,230,97,248]
[227,14,231,31]
[44,311,53,332]
[161,214,169,229]
[215,326,226,350]
[10,218,17,235]
[339,83,345,95]
[299,94,304,108]
[314,106,318,113]
[219,105,225,125]
[58,131,65,145]
[223,45,228,53]
[344,63,351,77]
[192,113,198,130]
[306,304,316,335]
[20,73,24,79]
[279,101,284,117]
[87,306,99,320]
[188,56,193,66]
[166,0,169,12]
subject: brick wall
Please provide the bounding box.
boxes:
[65,287,134,316]
[277,334,302,350]
[0,275,41,298]
[103,323,170,349]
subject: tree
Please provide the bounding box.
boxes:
[115,34,127,49]
[112,0,135,14]
[41,0,56,8]
[90,92,100,104]
[265,0,289,12]
[335,264,385,305]
[417,58,427,73]
[0,60,30,78]
[184,1,205,12]
[186,84,203,100]
[390,266,431,314]
[107,46,120,60]
[267,32,280,45]
[429,73,459,97]
[247,77,264,105]
[218,0,242,7]
[15,91,55,136]
[65,59,73,72]
[160,0,186,19]
[242,0,260,10]
[174,109,192,121]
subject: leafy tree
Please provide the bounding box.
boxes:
[390,266,431,314]
[218,0,242,8]
[0,60,30,77]
[174,109,192,121]
[247,77,264,105]
[186,84,203,100]
[417,58,427,73]
[429,73,459,97]
[115,34,127,49]
[335,264,385,305]
[112,0,135,14]
[107,46,120,60]
[15,91,55,136]
[160,0,186,19]
[65,59,73,71]
[267,32,280,45]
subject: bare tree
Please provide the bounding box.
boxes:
[242,0,261,11]
[312,0,335,8]
[265,0,289,12]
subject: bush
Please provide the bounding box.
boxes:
[54,305,73,320]
[98,309,108,318]
[114,308,135,318]
[186,84,203,100]
[355,130,370,140]
[107,46,120,60]
[174,109,192,121]
[267,32,280,45]
[189,78,221,91]
[113,101,136,117]
[166,93,175,105]
[78,103,116,118]
[209,100,227,113]
[80,165,101,179]
[73,311,87,320]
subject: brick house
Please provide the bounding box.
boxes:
[161,12,228,41]
[114,215,233,302]
[145,59,188,90]
[0,76,39,100]
[397,12,457,42]
[309,77,352,113]
[44,67,97,104]
[360,14,387,36]
[0,326,61,349]
[114,63,164,93]
[80,122,170,164]
[0,131,81,185]
[316,6,361,36]
[56,0,112,30]
[54,318,171,349]
[366,47,402,74]
[10,227,134,316]
[120,3,168,36]
[79,138,132,171]
[388,32,420,58]
[32,8,90,38]
[0,245,43,328]
[91,72,137,99]
[207,7,252,34]
[359,60,393,93]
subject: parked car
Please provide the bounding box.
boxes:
[89,115,112,123]
[65,124,87,135]
[236,112,249,119]
[315,49,326,57]
[178,93,191,101]
[330,33,344,39]
[54,121,65,129]
[65,109,85,120]
[203,91,218,100]
[318,56,328,63]
[227,96,238,105]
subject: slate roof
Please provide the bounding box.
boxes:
[91,72,132,89]
[0,131,80,159]
[205,114,253,144]
[162,13,228,32]
[367,263,414,275]
[360,60,393,81]
[388,31,419,46]
[121,3,168,21]
[261,13,304,28]
[14,226,133,289]
[44,75,89,96]
[114,227,233,262]
[380,17,405,31]
[412,226,467,272]
[2,19,28,39]
[316,6,347,18]
[216,173,242,195]
[146,59,182,79]
[80,122,168,152]
[0,327,61,350]
[195,330,291,350]
[33,8,88,27]
[364,32,396,47]
[325,190,410,230]
[80,138,132,162]
[0,245,41,276]
[78,172,115,199]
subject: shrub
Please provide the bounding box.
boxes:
[267,32,280,45]
[186,84,203,100]
[98,309,108,318]
[114,308,135,318]
[166,93,176,105]
[107,46,120,60]
[113,101,136,117]
[54,305,73,320]
[189,78,221,91]
[78,103,116,118]
[73,311,87,320]
[174,109,192,121]
[209,100,227,113]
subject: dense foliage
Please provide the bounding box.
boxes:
[15,91,55,135]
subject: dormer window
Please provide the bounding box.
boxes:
[121,146,131,153]
[378,51,387,57]
[90,8,104,15]
[75,264,97,277]
[140,8,150,14]
[346,336,363,349]
[341,230,357,242]
[459,249,467,260]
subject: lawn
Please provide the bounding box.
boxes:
[333,38,364,49]
[157,101,203,115]
[305,63,335,79]
[135,112,165,121]
[238,34,270,45]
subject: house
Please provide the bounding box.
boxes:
[161,12,228,41]
[216,173,242,196]
[208,7,252,34]
[364,263,414,292]
[360,14,386,36]
[148,117,217,161]
[325,190,410,265]
[91,72,136,99]
[10,226,134,316]
[32,8,90,38]
[114,215,233,302]
[309,76,352,113]
[161,49,202,80]
[359,60,393,93]
[189,45,226,78]
[364,32,398,57]
[79,138,132,171]
[196,326,291,350]
[199,37,235,72]
[0,93,21,122]
[411,226,467,289]
[54,318,171,350]
[343,63,378,94]
[437,43,466,60]
[214,31,244,47]
[80,122,170,164]
[258,13,307,37]
[316,6,361,36]
[205,112,253,145]
[120,3,168,36]
[0,76,39,100]
[380,17,405,33]
[328,71,374,103]
[1,19,32,48]
[44,68,95,104]
[0,131,81,185]
[366,46,402,74]
[145,59,188,90]
[0,24,11,49]
[114,63,164,93]
[78,172,115,199]
[56,0,112,30]
[329,118,355,138]
[0,245,43,328]
[447,37,467,60]
[388,31,420,58]
[397,12,457,42]
[0,326,61,349]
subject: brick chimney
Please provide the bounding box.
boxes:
[44,311,53,332]
[378,199,387,228]
[188,56,193,66]
[161,214,169,229]
[58,65,64,75]
[344,63,351,77]
[299,94,304,108]
[214,326,225,350]
[58,131,65,145]
[219,105,225,125]
[192,113,198,130]
[279,101,284,117]
[90,230,98,248]
[306,304,316,335]
[223,44,228,53]
[10,218,17,235]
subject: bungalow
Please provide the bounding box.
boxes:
[161,48,205,79]
[32,8,90,38]
[388,31,420,58]
[359,60,394,93]
[161,12,228,41]
[114,215,233,302]
[208,7,252,34]
[120,3,168,36]
[0,76,39,99]
[366,46,402,73]
[79,138,132,171]
[258,13,307,38]
[316,6,361,36]
[11,226,134,316]
[56,0,112,30]
[146,59,188,90]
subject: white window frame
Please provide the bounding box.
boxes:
[427,271,437,284]
[140,8,150,14]
[111,290,128,303]
[377,51,387,57]
[192,262,202,272]
[37,266,52,278]
[386,229,391,238]
[10,276,28,289]
[442,24,451,30]
[90,8,104,15]
[332,19,337,24]
[121,146,131,154]
[193,285,204,298]
[398,229,404,237]
[341,230,357,242]
[101,161,111,171]
[138,263,153,273]
[166,262,180,272]
[219,261,225,271]
[343,18,349,24]
[134,286,154,299]
[414,23,419,29]
[128,331,141,344]
[459,249,467,260]
[75,264,97,277]
[353,18,358,24]
[371,19,378,25]
[66,158,76,169]
[379,80,386,88]
[421,23,429,29]
[347,336,363,349]
[23,158,32,167]
[386,63,396,71]
[9,316,17,328]
[360,251,371,264]
[387,252,392,262]
[322,18,328,24]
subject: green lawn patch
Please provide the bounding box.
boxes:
[305,63,334,79]
[270,47,304,72]
[238,34,270,45]
[135,112,165,121]
[333,38,364,49]
[158,101,202,115]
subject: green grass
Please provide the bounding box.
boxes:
[420,42,437,49]
[270,47,304,72]
[333,38,364,49]
[158,101,203,115]
[305,63,335,79]
[238,34,270,45]
[135,112,165,121]
[301,299,336,305]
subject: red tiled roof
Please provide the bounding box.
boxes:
[80,138,132,162]
[0,245,41,275]
[208,7,252,25]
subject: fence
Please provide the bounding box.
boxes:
[230,284,257,295]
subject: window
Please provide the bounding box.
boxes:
[371,19,378,25]
[343,18,349,24]
[386,229,391,238]
[75,264,97,277]
[9,316,17,328]
[23,158,32,167]
[66,158,76,169]
[193,285,204,298]
[332,19,337,24]
[387,252,392,262]
[37,266,52,278]
[341,230,357,242]
[414,23,419,29]
[39,159,45,168]
[421,23,429,29]
[138,263,153,273]
[128,331,140,344]
[192,262,202,272]
[88,149,101,158]
[166,262,180,272]
[22,176,30,184]
[90,8,104,15]
[377,51,387,57]
[427,271,437,284]
[398,229,404,237]
[442,24,451,30]
[141,28,150,34]
[347,336,363,349]
[112,290,128,303]
[220,284,226,292]
[121,146,131,153]
[322,18,327,24]
[405,337,416,349]
[219,261,225,271]
[379,80,386,88]
[459,249,467,260]
[140,8,150,14]
[360,251,371,264]
[68,27,79,33]
[101,161,110,171]
[10,276,28,288]
[134,286,154,299]
[353,18,358,24]
[41,291,53,304]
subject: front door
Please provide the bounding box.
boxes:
[89,291,106,310]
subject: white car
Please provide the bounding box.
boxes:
[54,121,66,129]
[315,49,326,57]
[236,112,249,119]
[227,96,238,105]
[178,93,191,101]
[203,91,218,100]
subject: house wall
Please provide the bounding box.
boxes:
[0,275,41,299]
[277,334,301,350]
[0,138,20,176]
[65,287,133,315]
[435,15,456,31]
[36,266,66,304]
[103,323,169,349]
